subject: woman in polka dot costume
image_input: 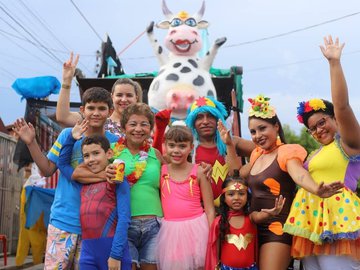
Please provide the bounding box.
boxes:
[283,36,360,269]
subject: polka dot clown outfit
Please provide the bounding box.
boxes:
[283,135,360,259]
[283,98,360,261]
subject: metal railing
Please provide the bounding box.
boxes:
[0,132,23,254]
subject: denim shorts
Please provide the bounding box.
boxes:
[128,217,161,267]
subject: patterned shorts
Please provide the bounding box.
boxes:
[44,224,81,270]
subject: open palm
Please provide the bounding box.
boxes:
[13,118,36,145]
[320,35,344,61]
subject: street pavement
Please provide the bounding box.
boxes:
[0,256,43,270]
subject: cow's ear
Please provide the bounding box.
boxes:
[157,20,171,29]
[197,20,209,29]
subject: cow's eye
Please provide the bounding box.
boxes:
[170,18,182,27]
[185,18,197,27]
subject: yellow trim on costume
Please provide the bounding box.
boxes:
[54,141,61,149]
[211,160,228,184]
[50,148,59,156]
[161,174,171,198]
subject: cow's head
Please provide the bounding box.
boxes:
[157,0,208,56]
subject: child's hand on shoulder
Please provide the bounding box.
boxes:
[72,119,88,140]
[261,195,286,216]
[108,257,121,270]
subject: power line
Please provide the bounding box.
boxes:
[0,3,63,64]
[17,0,93,74]
[225,11,360,48]
[0,27,96,57]
[18,0,71,52]
[0,30,59,72]
[0,67,17,79]
[69,0,103,41]
[120,11,360,61]
[246,49,360,73]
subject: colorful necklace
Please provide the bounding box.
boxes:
[111,137,150,186]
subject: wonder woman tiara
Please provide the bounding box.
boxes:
[222,182,248,193]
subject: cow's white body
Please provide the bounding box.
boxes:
[147,0,226,119]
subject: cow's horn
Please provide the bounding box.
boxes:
[162,0,173,18]
[196,0,206,19]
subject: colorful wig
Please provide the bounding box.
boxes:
[185,96,228,156]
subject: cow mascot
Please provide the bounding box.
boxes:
[147,0,226,120]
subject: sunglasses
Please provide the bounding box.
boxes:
[306,116,330,134]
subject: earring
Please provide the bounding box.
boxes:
[276,135,282,146]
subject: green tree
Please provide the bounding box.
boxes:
[283,124,319,154]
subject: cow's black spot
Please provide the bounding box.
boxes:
[166,73,179,81]
[193,75,204,86]
[207,90,215,97]
[158,46,163,54]
[173,62,181,68]
[206,51,210,55]
[155,39,158,42]
[180,66,191,73]
[153,80,160,91]
[188,59,198,68]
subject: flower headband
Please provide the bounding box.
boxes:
[296,98,326,123]
[248,94,276,119]
[222,182,248,194]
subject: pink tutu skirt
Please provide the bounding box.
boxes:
[156,213,209,270]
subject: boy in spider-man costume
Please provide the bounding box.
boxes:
[13,87,120,269]
[58,129,131,270]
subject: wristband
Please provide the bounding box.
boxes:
[62,83,71,90]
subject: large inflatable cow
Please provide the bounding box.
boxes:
[147,0,226,119]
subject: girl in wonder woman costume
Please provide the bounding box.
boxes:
[156,125,215,270]
[205,173,285,270]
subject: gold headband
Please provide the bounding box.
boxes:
[222,182,248,193]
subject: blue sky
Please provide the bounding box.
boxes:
[0,0,359,138]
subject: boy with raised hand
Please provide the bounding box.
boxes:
[13,87,119,270]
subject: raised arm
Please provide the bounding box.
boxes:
[13,118,57,176]
[56,52,83,127]
[233,136,255,158]
[217,120,242,173]
[198,165,215,225]
[320,36,360,152]
[146,21,168,66]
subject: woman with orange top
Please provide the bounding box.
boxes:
[240,95,342,270]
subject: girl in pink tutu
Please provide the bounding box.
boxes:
[156,125,215,270]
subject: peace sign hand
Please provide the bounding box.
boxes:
[62,52,79,82]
